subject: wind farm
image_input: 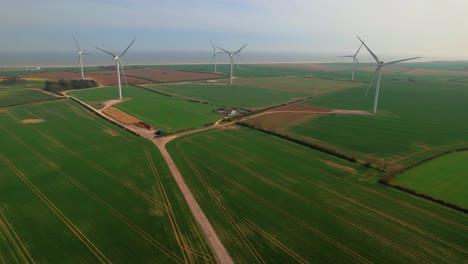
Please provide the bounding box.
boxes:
[1,1,468,263]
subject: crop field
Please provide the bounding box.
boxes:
[0,89,58,107]
[122,68,224,82]
[68,85,221,131]
[167,127,468,263]
[146,76,358,109]
[0,78,48,89]
[261,78,468,163]
[0,100,216,263]
[393,151,468,208]
[25,71,151,86]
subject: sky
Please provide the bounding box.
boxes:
[1,0,468,61]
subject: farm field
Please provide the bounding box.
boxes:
[167,127,468,263]
[264,78,468,163]
[0,89,58,107]
[25,71,151,86]
[0,100,215,263]
[0,78,48,89]
[146,76,359,109]
[68,85,221,132]
[393,151,468,208]
[122,68,224,82]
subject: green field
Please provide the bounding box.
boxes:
[0,78,48,90]
[0,100,215,263]
[68,85,221,132]
[167,127,468,263]
[146,77,358,109]
[0,89,58,108]
[274,78,468,163]
[393,151,468,208]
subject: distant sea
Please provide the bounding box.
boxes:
[0,51,443,68]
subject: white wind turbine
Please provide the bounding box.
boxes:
[95,39,135,100]
[216,44,248,85]
[73,37,93,79]
[337,43,362,81]
[210,40,222,73]
[357,36,420,113]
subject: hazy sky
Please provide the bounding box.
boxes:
[2,0,468,59]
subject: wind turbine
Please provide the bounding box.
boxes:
[216,44,248,85]
[73,37,93,79]
[357,36,420,113]
[210,40,222,73]
[337,43,362,81]
[95,39,135,100]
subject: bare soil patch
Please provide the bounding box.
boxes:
[20,119,44,124]
[403,68,468,76]
[220,124,240,130]
[104,128,121,137]
[121,68,224,82]
[102,106,140,125]
[245,112,318,130]
[320,159,357,174]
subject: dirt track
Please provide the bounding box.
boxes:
[66,95,233,264]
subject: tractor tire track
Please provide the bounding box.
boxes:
[175,141,264,264]
[0,153,111,264]
[5,131,183,263]
[0,209,35,264]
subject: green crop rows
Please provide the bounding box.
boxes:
[68,85,221,132]
[0,100,215,263]
[167,127,468,263]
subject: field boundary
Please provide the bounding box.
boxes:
[236,121,360,163]
[380,148,468,213]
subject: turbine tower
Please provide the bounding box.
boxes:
[95,39,135,100]
[216,44,248,85]
[210,40,222,73]
[73,37,93,79]
[357,36,420,113]
[337,43,362,81]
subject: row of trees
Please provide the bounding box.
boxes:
[44,79,98,93]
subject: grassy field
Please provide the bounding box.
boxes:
[0,78,48,89]
[146,77,358,109]
[0,100,215,263]
[273,78,468,163]
[0,89,58,108]
[393,151,468,208]
[68,85,221,132]
[167,127,468,263]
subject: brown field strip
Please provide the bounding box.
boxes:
[175,140,264,263]
[0,152,111,263]
[0,209,35,264]
[103,107,140,125]
[5,130,183,263]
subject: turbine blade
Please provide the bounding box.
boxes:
[384,57,421,66]
[119,38,136,58]
[210,40,216,51]
[355,57,360,63]
[119,59,129,87]
[357,36,380,64]
[95,47,116,57]
[73,36,81,51]
[216,46,231,55]
[337,55,354,58]
[365,67,380,96]
[82,52,94,56]
[234,43,248,55]
[210,53,216,63]
[354,43,363,56]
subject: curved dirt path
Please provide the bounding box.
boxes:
[67,95,233,264]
